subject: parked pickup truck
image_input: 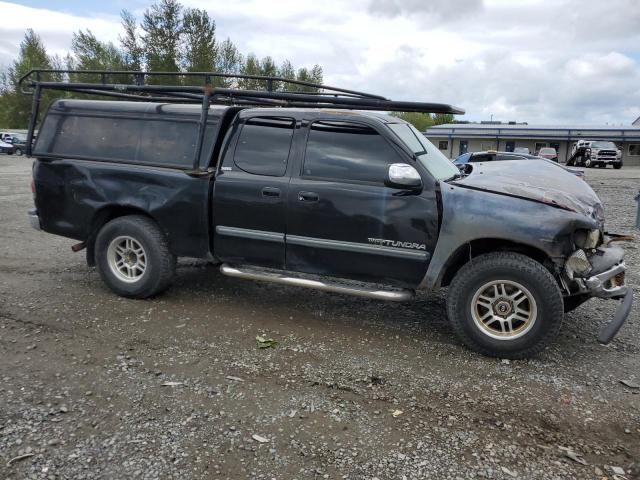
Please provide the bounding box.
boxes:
[29,98,632,358]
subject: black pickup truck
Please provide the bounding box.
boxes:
[23,70,632,358]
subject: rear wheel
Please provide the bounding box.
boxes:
[95,215,176,298]
[14,147,23,156]
[585,158,592,167]
[447,252,564,358]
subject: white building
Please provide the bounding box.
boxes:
[424,123,640,167]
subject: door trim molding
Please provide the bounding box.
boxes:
[287,234,429,261]
[216,226,285,243]
[215,227,429,260]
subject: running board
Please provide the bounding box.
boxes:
[220,264,414,302]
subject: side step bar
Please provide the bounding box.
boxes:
[220,264,414,302]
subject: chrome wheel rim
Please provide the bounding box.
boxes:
[107,236,147,283]
[471,280,537,340]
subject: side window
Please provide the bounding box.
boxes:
[39,113,205,167]
[497,154,523,161]
[234,117,294,176]
[470,154,490,162]
[303,121,401,184]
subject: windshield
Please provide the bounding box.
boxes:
[387,123,459,180]
[591,141,616,149]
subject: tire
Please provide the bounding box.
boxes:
[563,294,591,313]
[446,252,564,359]
[94,215,176,298]
[14,148,22,156]
[584,158,592,167]
[614,163,622,170]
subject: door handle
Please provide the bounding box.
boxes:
[261,187,281,197]
[298,191,319,202]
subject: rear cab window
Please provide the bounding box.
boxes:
[232,117,294,176]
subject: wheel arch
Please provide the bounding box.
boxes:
[438,238,557,288]
[86,205,159,266]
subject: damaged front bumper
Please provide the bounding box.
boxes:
[566,241,633,344]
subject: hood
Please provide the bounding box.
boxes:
[451,160,604,226]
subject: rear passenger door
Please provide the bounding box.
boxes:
[286,120,438,287]
[212,116,295,269]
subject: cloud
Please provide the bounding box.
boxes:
[368,0,483,21]
[0,0,638,124]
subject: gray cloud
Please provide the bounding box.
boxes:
[368,0,483,21]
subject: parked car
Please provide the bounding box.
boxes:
[537,147,558,162]
[513,147,530,154]
[568,140,622,169]
[25,75,632,359]
[0,139,14,154]
[10,135,28,156]
[453,151,585,179]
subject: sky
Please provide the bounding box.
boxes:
[1,0,639,125]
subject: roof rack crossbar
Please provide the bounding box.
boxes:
[20,68,465,165]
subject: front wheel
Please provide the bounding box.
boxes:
[613,163,622,170]
[14,148,23,156]
[446,252,564,358]
[95,215,176,298]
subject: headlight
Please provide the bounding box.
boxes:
[565,249,592,278]
[574,228,601,250]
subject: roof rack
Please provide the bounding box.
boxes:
[19,68,465,163]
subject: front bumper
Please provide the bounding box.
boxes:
[28,208,41,230]
[568,243,633,344]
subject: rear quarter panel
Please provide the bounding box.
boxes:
[33,159,211,258]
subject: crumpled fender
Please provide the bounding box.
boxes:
[421,182,600,289]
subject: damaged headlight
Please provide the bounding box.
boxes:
[574,228,601,250]
[565,249,592,279]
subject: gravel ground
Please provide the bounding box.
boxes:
[1,155,639,480]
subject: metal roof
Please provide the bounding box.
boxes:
[424,123,640,141]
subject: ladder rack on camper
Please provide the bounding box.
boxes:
[18,68,465,160]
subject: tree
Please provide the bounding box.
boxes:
[260,56,278,91]
[0,29,55,128]
[182,9,216,74]
[390,112,435,131]
[239,54,262,90]
[214,38,242,87]
[278,60,296,91]
[433,113,454,125]
[120,10,143,71]
[141,0,183,84]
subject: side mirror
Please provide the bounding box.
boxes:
[385,163,422,190]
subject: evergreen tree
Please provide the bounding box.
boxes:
[120,10,143,71]
[141,0,183,85]
[239,54,262,90]
[260,56,278,91]
[182,9,216,74]
[278,59,296,91]
[213,38,242,87]
[0,29,55,128]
